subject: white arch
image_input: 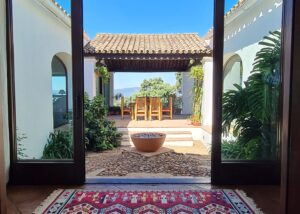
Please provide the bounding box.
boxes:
[223,54,243,92]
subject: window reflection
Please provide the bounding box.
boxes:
[52,56,68,128]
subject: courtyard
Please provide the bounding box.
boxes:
[85,115,211,179]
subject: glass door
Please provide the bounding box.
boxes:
[212,0,283,184]
[7,0,84,184]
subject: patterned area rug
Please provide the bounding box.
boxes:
[34,189,263,214]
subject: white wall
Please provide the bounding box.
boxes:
[223,58,242,91]
[13,0,72,159]
[181,72,193,114]
[224,0,282,81]
[201,57,213,126]
[84,57,97,98]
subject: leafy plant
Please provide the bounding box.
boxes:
[95,62,110,83]
[84,93,122,152]
[109,106,121,115]
[173,96,182,111]
[42,130,73,159]
[222,31,281,160]
[17,130,28,159]
[222,139,261,160]
[175,72,182,93]
[190,64,204,123]
[191,111,201,123]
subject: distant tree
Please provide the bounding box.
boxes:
[134,77,176,104]
[114,93,123,100]
[59,89,66,95]
[175,72,182,94]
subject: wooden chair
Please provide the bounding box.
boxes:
[135,97,147,120]
[162,97,173,119]
[149,97,162,120]
[121,97,131,119]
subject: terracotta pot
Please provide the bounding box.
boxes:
[191,121,201,126]
[131,132,166,152]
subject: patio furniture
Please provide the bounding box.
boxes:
[149,97,162,120]
[121,97,131,119]
[162,97,173,119]
[135,97,147,120]
[131,132,166,152]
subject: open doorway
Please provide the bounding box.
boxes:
[81,0,283,183]
[82,0,214,181]
[6,0,283,185]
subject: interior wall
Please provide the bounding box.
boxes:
[0,0,9,210]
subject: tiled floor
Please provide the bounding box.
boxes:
[6,184,280,214]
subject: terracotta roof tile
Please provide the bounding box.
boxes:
[225,0,246,18]
[50,0,71,17]
[84,33,211,55]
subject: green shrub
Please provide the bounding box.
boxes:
[221,139,262,160]
[84,93,122,152]
[42,130,73,159]
[222,31,281,160]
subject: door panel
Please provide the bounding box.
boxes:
[7,0,84,184]
[212,0,283,184]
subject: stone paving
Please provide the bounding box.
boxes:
[86,143,211,178]
[108,115,205,129]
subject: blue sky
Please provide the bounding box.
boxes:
[56,0,238,90]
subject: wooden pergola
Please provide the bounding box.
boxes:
[84,33,212,71]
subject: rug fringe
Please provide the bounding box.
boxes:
[235,189,264,214]
[33,189,64,214]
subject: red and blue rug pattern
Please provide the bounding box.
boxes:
[34,189,262,214]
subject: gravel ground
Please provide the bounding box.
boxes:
[86,147,211,178]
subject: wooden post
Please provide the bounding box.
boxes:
[0,0,7,211]
[121,97,124,119]
[170,97,173,120]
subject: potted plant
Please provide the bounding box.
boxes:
[109,106,121,115]
[190,64,204,126]
[191,111,201,126]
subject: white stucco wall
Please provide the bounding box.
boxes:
[0,0,10,184]
[223,57,242,91]
[181,72,193,115]
[13,0,72,159]
[223,0,282,82]
[201,57,213,126]
[84,57,97,98]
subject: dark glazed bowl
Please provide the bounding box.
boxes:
[131,132,166,152]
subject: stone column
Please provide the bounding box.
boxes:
[84,57,97,98]
[181,71,193,115]
[201,57,213,126]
